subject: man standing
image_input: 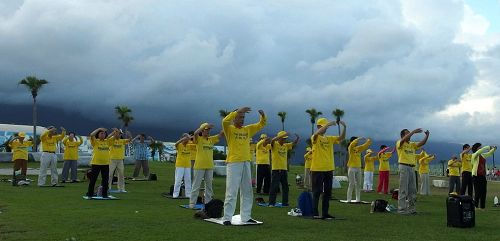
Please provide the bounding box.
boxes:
[221,107,266,225]
[9,132,33,185]
[38,126,65,186]
[131,134,154,180]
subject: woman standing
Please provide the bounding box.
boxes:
[172,133,193,198]
[363,149,377,192]
[346,137,372,202]
[471,143,497,210]
[418,150,435,195]
[377,145,394,194]
[109,130,131,192]
[9,132,33,186]
[255,134,271,194]
[61,132,83,183]
[460,144,473,196]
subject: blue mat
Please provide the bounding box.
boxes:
[257,202,287,208]
[180,204,204,210]
[82,195,120,200]
[109,189,127,193]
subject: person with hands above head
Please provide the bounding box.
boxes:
[268,131,299,207]
[221,107,266,225]
[310,118,346,219]
[131,133,154,180]
[377,145,394,194]
[396,128,430,215]
[255,134,272,195]
[471,143,497,210]
[460,144,473,196]
[38,126,66,187]
[303,147,313,191]
[448,155,462,194]
[346,136,372,202]
[109,129,132,192]
[172,133,194,199]
[189,123,223,208]
[417,149,435,195]
[363,149,377,192]
[9,132,33,186]
[61,132,83,183]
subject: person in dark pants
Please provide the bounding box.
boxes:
[447,156,461,193]
[471,143,497,210]
[255,134,271,194]
[268,131,299,206]
[460,144,473,196]
[310,118,346,219]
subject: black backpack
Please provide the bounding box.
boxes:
[373,199,388,212]
[203,199,224,218]
[149,173,157,181]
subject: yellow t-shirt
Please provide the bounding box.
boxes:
[364,154,377,172]
[194,135,219,169]
[41,131,65,152]
[418,154,434,174]
[90,137,113,165]
[222,111,266,163]
[9,140,33,161]
[461,153,472,173]
[175,143,192,168]
[188,140,197,161]
[62,137,83,160]
[110,139,130,160]
[347,138,372,168]
[448,159,461,176]
[396,140,418,165]
[256,139,271,165]
[304,151,312,169]
[271,142,293,170]
[378,152,392,171]
[311,135,340,171]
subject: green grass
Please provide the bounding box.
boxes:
[1,162,500,241]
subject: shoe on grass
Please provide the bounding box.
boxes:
[322,214,335,220]
[246,219,258,223]
[223,221,231,226]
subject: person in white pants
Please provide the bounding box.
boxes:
[38,126,65,186]
[189,123,223,207]
[346,137,372,202]
[222,107,266,225]
[363,149,377,192]
[109,129,131,193]
[173,134,194,198]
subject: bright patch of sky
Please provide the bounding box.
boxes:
[464,0,500,33]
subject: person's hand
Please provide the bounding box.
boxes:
[60,127,66,132]
[295,133,300,139]
[207,124,215,129]
[338,120,346,126]
[258,110,265,118]
[424,130,430,136]
[100,128,108,132]
[491,146,497,150]
[328,121,337,127]
[237,107,251,113]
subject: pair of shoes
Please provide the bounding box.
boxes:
[313,215,322,219]
[120,190,128,193]
[71,180,79,183]
[246,219,258,223]
[223,221,232,226]
[268,204,275,207]
[52,184,58,187]
[61,180,67,183]
[322,214,335,220]
[281,203,289,207]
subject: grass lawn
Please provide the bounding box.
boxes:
[1,161,500,241]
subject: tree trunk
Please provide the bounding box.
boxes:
[311,123,314,136]
[281,122,285,131]
[32,97,37,152]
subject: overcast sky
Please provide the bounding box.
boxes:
[1,0,499,144]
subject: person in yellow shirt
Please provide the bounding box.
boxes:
[85,128,118,198]
[221,107,266,225]
[396,128,429,215]
[108,130,131,193]
[304,147,313,191]
[363,149,377,192]
[256,134,271,194]
[61,132,83,183]
[377,145,393,194]
[9,132,33,186]
[268,131,299,207]
[417,150,435,195]
[310,118,346,219]
[38,126,66,187]
[346,137,371,202]
[448,156,461,194]
[460,144,473,196]
[189,123,223,208]
[173,133,194,198]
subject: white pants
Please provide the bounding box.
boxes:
[420,173,430,195]
[109,160,125,191]
[223,161,253,222]
[173,167,191,198]
[347,167,362,202]
[38,152,58,186]
[190,169,214,205]
[363,171,374,191]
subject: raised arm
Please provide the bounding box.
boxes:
[248,110,267,136]
[378,146,390,156]
[77,136,83,145]
[460,146,472,156]
[90,128,106,138]
[175,134,191,146]
[482,146,497,159]
[338,121,347,141]
[416,130,430,148]
[292,134,300,147]
[354,138,371,152]
[312,120,336,142]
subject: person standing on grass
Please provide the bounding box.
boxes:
[471,143,497,210]
[346,137,372,202]
[172,133,194,198]
[221,107,266,225]
[460,144,473,196]
[363,149,377,192]
[131,134,154,180]
[9,132,33,186]
[109,130,131,193]
[418,150,435,195]
[310,118,346,219]
[268,131,299,207]
[61,132,83,183]
[86,128,118,198]
[38,126,66,187]
[448,156,461,194]
[255,134,271,194]
[377,145,394,194]
[188,131,197,181]
[396,128,429,215]
[303,147,313,191]
[189,123,223,208]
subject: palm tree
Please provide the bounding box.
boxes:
[115,105,133,133]
[219,109,230,154]
[277,111,287,131]
[305,108,323,135]
[19,76,48,151]
[149,141,164,161]
[332,108,344,136]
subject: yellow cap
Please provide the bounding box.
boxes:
[316,118,329,127]
[18,132,26,138]
[367,149,373,153]
[260,134,267,139]
[277,131,288,139]
[199,123,211,130]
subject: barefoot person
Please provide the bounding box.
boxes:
[310,118,346,219]
[189,123,223,208]
[172,133,194,198]
[396,128,429,215]
[255,134,271,194]
[131,134,154,180]
[363,149,377,192]
[38,126,66,187]
[377,145,394,194]
[61,132,83,183]
[86,128,118,198]
[460,144,473,196]
[221,107,266,225]
[346,137,372,202]
[109,130,131,192]
[471,143,497,210]
[9,132,33,186]
[268,131,299,207]
[417,149,435,195]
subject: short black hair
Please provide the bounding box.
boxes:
[463,144,470,150]
[95,130,108,139]
[471,143,481,153]
[400,129,409,138]
[380,145,387,150]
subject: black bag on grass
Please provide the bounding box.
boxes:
[149,173,157,181]
[373,199,388,212]
[204,199,224,218]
